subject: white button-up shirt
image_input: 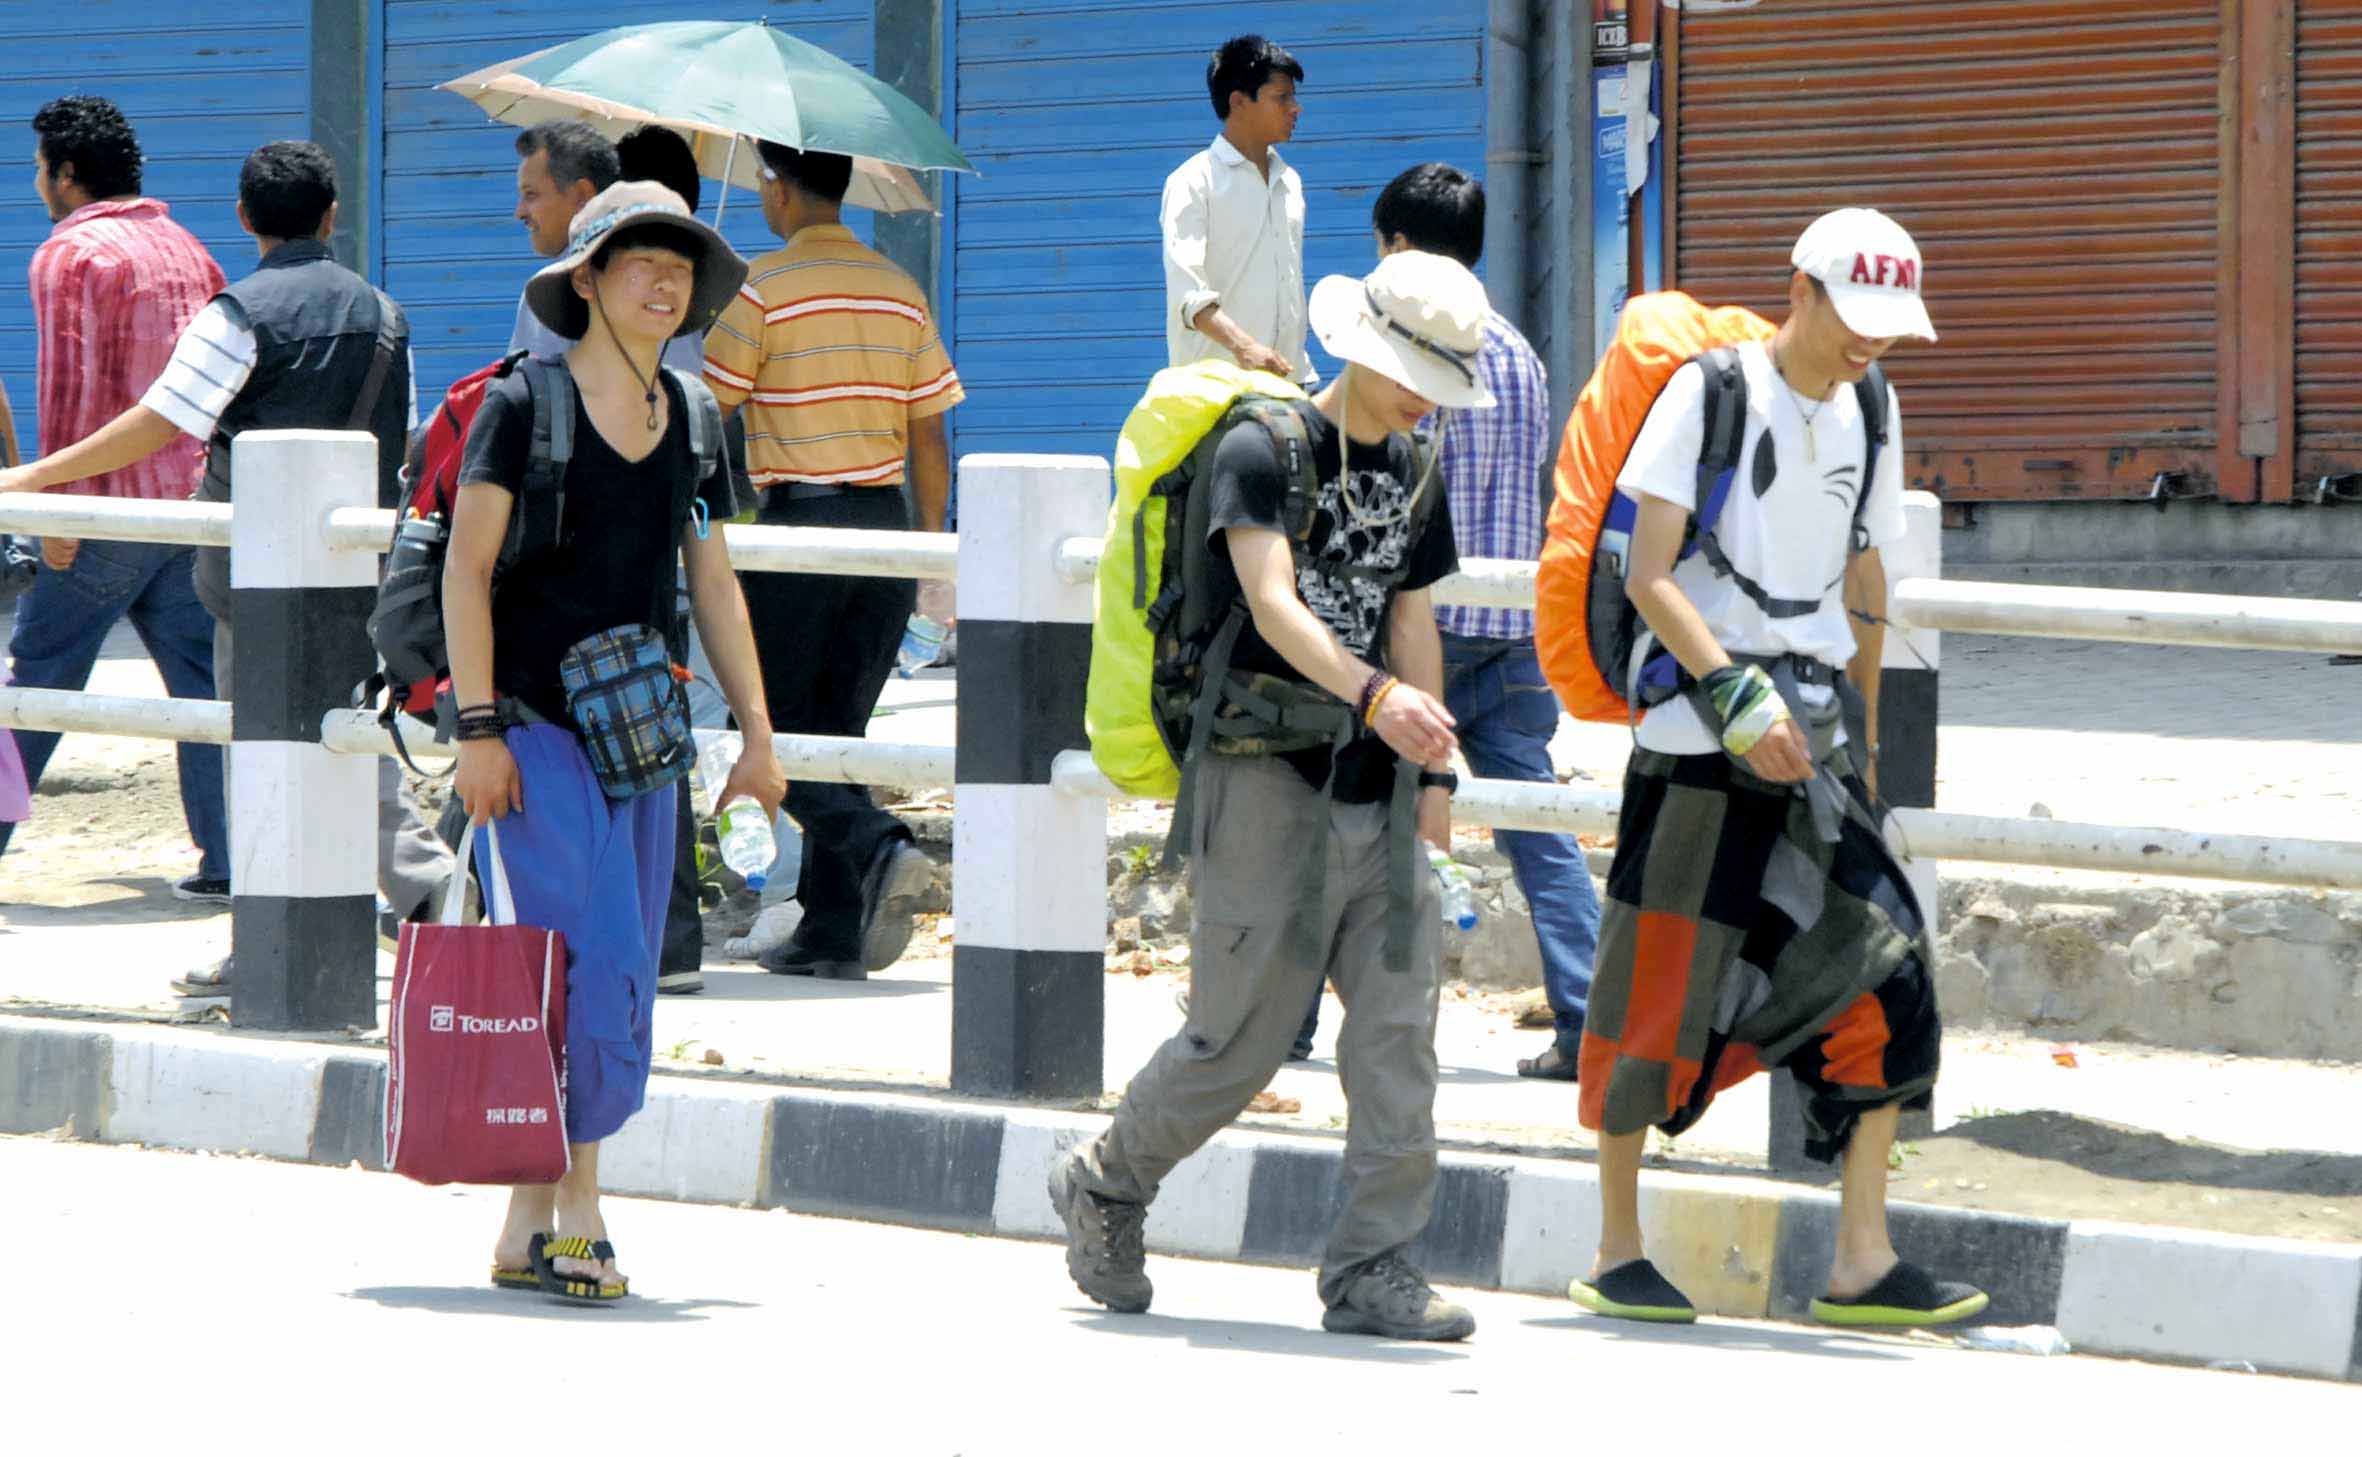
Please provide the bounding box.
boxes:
[1160,134,1315,383]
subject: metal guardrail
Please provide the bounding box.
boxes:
[1891,578,2362,654]
[6,489,2362,893]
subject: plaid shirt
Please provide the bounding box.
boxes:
[28,197,222,501]
[1434,310,1549,639]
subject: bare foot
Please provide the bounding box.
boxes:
[1823,1248,1900,1301]
[551,1199,624,1288]
[491,1233,545,1277]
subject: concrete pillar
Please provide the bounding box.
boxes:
[229,430,379,1031]
[949,456,1109,1098]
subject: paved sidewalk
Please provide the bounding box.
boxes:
[18,1139,2349,1443]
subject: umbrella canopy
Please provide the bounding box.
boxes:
[441,20,974,215]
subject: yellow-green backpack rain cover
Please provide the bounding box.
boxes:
[1085,361,1309,797]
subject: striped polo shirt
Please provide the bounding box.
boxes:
[702,223,962,489]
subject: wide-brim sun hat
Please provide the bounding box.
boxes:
[524,179,749,342]
[1791,206,1937,343]
[1308,251,1496,410]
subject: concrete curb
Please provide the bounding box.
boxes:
[6,1013,2356,1382]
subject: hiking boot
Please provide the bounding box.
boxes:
[1046,1150,1152,1314]
[1322,1252,1475,1342]
[857,838,933,972]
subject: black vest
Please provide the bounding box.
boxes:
[192,239,411,617]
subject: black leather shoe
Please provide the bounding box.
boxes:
[857,839,933,972]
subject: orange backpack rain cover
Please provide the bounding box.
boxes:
[1533,292,1775,722]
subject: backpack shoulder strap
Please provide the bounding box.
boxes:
[1239,396,1322,541]
[345,289,402,432]
[1850,362,1890,553]
[1689,346,1750,542]
[665,365,724,489]
[508,357,574,561]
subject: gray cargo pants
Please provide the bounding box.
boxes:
[1075,752,1443,1306]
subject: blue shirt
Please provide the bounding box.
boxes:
[1433,311,1549,639]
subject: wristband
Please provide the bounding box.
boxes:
[1417,769,1459,796]
[1363,678,1399,728]
[1355,670,1395,725]
[1701,663,1790,756]
[455,719,508,743]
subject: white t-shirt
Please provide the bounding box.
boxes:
[1614,340,1906,753]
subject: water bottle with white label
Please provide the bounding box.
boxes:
[1427,846,1479,931]
[716,797,776,894]
[895,613,948,677]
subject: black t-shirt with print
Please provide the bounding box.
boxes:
[457,368,730,726]
[1202,408,1458,804]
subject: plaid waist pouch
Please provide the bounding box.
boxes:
[557,623,694,800]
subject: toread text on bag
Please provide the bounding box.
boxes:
[385,821,571,1186]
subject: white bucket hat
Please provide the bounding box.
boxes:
[1791,207,1937,342]
[1308,251,1496,409]
[524,180,748,342]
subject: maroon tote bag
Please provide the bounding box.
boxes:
[385,822,570,1185]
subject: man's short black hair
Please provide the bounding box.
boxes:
[240,140,337,241]
[515,121,620,193]
[1206,35,1303,120]
[1372,163,1484,269]
[754,139,853,205]
[618,125,701,215]
[32,95,142,199]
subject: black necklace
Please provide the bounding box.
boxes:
[594,291,662,430]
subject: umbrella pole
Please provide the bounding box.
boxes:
[713,133,739,229]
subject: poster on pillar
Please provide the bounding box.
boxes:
[1591,4,1665,363]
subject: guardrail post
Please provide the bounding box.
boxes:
[1770,489,1942,1171]
[229,429,378,1031]
[950,455,1109,1098]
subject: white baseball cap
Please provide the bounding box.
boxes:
[1791,207,1936,343]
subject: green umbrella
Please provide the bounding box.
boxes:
[441,19,974,215]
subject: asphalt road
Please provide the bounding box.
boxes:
[3,1137,2346,1451]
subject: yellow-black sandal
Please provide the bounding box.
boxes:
[1810,1260,1988,1328]
[489,1265,540,1292]
[530,1232,629,1305]
[1568,1258,1697,1323]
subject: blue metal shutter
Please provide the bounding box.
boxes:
[0,4,309,453]
[946,2,1490,459]
[381,1,874,406]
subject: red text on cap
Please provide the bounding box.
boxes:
[1849,253,1919,291]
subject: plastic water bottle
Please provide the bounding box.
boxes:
[895,613,948,677]
[716,797,776,894]
[694,732,738,816]
[1428,846,1478,931]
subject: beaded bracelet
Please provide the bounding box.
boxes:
[1361,676,1399,728]
[1354,670,1394,725]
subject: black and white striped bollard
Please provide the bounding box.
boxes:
[950,455,1110,1098]
[229,429,379,1030]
